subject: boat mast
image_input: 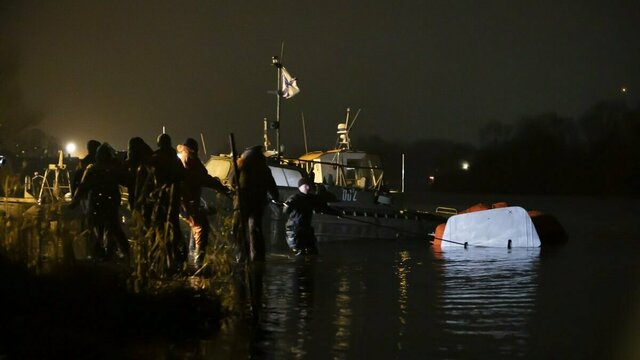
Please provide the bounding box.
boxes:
[272,56,282,155]
[263,117,271,151]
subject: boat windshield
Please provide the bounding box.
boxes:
[269,166,304,188]
[205,157,232,185]
[300,152,384,190]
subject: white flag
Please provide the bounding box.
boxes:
[281,67,300,99]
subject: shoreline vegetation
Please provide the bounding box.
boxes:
[0,173,241,358]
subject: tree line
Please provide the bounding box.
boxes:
[357,100,640,197]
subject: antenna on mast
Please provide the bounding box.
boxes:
[200,133,208,157]
[280,42,285,62]
[348,108,362,132]
[301,111,309,153]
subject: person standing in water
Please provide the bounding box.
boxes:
[283,177,339,256]
[233,145,279,262]
[177,138,231,268]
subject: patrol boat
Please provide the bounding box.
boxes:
[290,108,445,242]
[203,109,445,247]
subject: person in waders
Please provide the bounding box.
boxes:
[148,134,186,271]
[177,138,231,268]
[283,177,339,256]
[233,145,279,262]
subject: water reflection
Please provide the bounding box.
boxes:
[395,250,411,351]
[257,258,317,359]
[332,267,352,359]
[209,242,543,359]
[435,248,540,357]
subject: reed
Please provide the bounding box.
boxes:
[1,168,241,315]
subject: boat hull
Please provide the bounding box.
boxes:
[203,155,445,247]
[312,211,442,242]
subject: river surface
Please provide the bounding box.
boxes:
[175,193,640,359]
[8,194,634,359]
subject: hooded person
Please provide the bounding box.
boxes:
[233,145,279,262]
[124,137,153,213]
[283,176,339,256]
[70,143,130,261]
[148,133,187,270]
[72,139,101,194]
[177,138,231,268]
[70,139,102,257]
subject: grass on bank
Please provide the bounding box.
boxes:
[0,170,245,358]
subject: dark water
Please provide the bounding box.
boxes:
[189,194,640,359]
[4,194,638,359]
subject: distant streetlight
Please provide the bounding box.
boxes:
[461,160,470,171]
[621,87,627,93]
[65,142,77,155]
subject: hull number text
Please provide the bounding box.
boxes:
[342,189,358,202]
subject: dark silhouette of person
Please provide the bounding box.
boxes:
[124,137,153,215]
[284,177,339,256]
[71,139,101,193]
[177,138,230,268]
[148,133,187,270]
[70,139,101,258]
[70,143,130,261]
[234,145,279,262]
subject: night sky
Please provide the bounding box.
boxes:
[2,0,639,155]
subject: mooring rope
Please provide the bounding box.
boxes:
[271,199,429,239]
[428,234,516,249]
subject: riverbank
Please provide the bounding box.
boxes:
[0,254,223,359]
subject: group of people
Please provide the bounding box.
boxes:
[68,134,337,272]
[69,134,230,270]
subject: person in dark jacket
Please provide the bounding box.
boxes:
[124,137,153,214]
[70,139,102,260]
[233,145,279,262]
[177,138,231,267]
[70,143,130,261]
[71,139,101,193]
[284,177,339,256]
[148,133,187,270]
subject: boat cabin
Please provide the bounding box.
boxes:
[204,154,306,189]
[298,150,384,190]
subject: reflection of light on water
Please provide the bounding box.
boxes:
[332,267,352,359]
[395,250,411,350]
[291,265,312,360]
[439,248,540,353]
[260,265,298,359]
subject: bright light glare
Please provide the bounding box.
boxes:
[461,161,470,171]
[65,142,77,154]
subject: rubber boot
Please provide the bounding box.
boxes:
[194,245,205,268]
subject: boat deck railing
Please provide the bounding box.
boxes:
[435,206,458,216]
